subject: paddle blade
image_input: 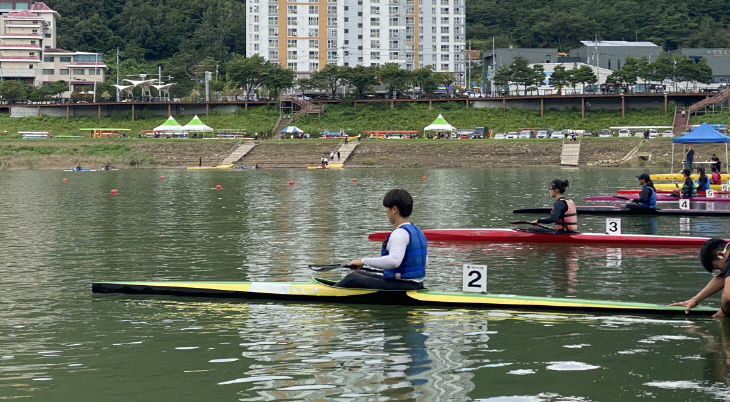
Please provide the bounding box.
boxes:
[308,264,345,272]
[508,221,533,225]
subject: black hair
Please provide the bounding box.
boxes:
[700,238,728,273]
[698,167,706,177]
[682,168,692,177]
[712,166,718,173]
[383,188,414,217]
[549,179,569,194]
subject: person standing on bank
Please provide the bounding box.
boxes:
[685,145,695,171]
[670,238,730,318]
[530,179,578,233]
[627,173,657,210]
[336,189,427,290]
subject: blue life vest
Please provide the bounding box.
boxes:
[381,224,427,279]
[640,185,657,208]
[698,176,710,191]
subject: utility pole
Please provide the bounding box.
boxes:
[491,36,495,96]
[204,71,212,101]
[115,48,120,102]
[466,40,471,95]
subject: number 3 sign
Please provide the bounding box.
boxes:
[462,264,487,293]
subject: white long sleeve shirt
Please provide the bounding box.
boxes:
[362,223,427,281]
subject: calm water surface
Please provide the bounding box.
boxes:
[1,167,730,401]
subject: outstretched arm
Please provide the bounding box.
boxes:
[671,275,725,314]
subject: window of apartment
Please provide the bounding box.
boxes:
[371,29,380,38]
[288,39,297,48]
[42,69,54,75]
[440,26,449,33]
[269,50,278,59]
[287,28,297,36]
[309,5,317,14]
[441,17,449,23]
[288,5,297,13]
[29,52,35,56]
[370,40,380,48]
[269,39,278,47]
[268,5,278,14]
[30,40,36,45]
[441,7,449,13]
[371,17,380,26]
[59,69,68,75]
[441,45,449,52]
[287,50,297,59]
[309,62,319,71]
[60,56,71,62]
[441,35,449,42]
[29,64,34,69]
[389,17,398,25]
[371,6,380,14]
[43,56,54,62]
[309,50,318,59]
[310,39,318,48]
[287,62,297,70]
[371,51,380,60]
[309,16,318,25]
[440,54,450,61]
[73,69,84,75]
[308,28,318,36]
[287,16,297,25]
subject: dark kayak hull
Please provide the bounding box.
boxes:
[585,195,730,203]
[367,228,718,247]
[91,278,715,317]
[514,206,730,217]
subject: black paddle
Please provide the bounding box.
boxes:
[308,264,382,273]
[611,195,633,201]
[508,220,555,231]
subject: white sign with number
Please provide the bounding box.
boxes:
[605,218,621,235]
[462,264,487,293]
[679,198,690,210]
[707,189,715,198]
[723,183,729,192]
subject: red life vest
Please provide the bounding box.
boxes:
[711,171,721,185]
[555,198,578,232]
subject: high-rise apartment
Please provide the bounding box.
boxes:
[0,1,105,95]
[246,0,465,83]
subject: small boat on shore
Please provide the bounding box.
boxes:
[306,164,343,169]
[514,206,730,217]
[91,278,715,316]
[585,195,730,203]
[186,164,234,170]
[367,228,723,246]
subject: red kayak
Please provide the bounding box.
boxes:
[617,189,730,195]
[367,228,723,247]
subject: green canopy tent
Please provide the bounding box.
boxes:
[423,114,456,138]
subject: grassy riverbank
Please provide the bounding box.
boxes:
[0,103,728,169]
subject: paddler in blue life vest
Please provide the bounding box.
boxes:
[681,168,698,198]
[530,179,578,233]
[627,173,657,210]
[671,238,730,318]
[337,188,427,290]
[697,167,710,191]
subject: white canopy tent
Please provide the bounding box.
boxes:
[423,114,456,137]
[182,115,213,133]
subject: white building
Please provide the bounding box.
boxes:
[246,0,465,84]
[0,1,105,96]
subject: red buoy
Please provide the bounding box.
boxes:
[352,178,357,183]
[110,189,118,195]
[421,176,427,180]
[288,181,294,186]
[160,176,165,180]
[215,184,222,190]
[62,178,67,183]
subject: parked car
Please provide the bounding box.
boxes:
[472,127,485,139]
[518,130,532,139]
[618,129,631,137]
[536,130,549,139]
[505,131,519,139]
[493,133,506,139]
[662,130,675,137]
[550,130,564,139]
[599,129,612,137]
[649,129,659,138]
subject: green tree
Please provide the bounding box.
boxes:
[308,64,348,98]
[509,56,533,95]
[492,65,511,95]
[571,65,597,94]
[261,62,295,100]
[343,65,379,98]
[0,80,29,103]
[378,63,409,96]
[226,54,268,98]
[432,72,456,96]
[549,65,571,94]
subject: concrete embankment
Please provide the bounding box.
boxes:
[1,138,722,170]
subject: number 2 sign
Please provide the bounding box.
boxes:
[462,264,487,293]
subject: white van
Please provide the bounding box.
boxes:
[618,129,631,137]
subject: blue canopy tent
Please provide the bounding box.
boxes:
[671,122,730,173]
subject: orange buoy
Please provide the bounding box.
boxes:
[352,178,357,183]
[288,181,294,186]
[62,178,67,183]
[421,176,427,180]
[215,184,222,190]
[110,189,118,195]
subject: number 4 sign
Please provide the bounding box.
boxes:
[679,198,690,210]
[462,264,487,293]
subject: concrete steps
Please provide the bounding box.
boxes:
[221,141,257,165]
[560,142,580,166]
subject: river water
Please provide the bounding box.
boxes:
[1,167,730,401]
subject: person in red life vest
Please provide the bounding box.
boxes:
[671,238,730,318]
[711,166,722,185]
[337,188,427,290]
[530,179,578,233]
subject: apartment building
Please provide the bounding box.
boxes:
[246,0,465,84]
[0,1,105,95]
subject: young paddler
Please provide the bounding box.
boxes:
[626,173,657,210]
[681,168,698,198]
[530,179,578,233]
[671,238,730,318]
[337,188,427,290]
